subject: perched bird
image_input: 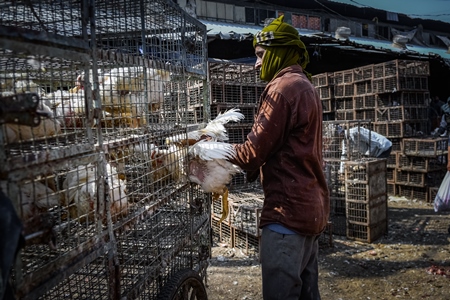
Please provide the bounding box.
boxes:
[167,108,245,222]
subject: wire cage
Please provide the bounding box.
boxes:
[322,120,373,161]
[0,0,210,299]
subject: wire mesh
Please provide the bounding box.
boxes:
[1,0,210,298]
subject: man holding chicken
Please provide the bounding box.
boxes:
[230,15,329,300]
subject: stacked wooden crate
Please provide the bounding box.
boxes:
[344,158,388,242]
[395,137,448,202]
[313,59,447,202]
[322,120,372,236]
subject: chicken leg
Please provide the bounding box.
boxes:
[212,187,229,223]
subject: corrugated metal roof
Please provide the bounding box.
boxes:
[201,20,450,63]
[337,36,450,60]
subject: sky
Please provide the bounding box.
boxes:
[330,0,450,24]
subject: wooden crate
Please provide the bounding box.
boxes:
[403,137,448,157]
[234,228,260,257]
[353,65,374,82]
[334,69,354,84]
[386,167,395,182]
[428,186,439,204]
[386,151,398,168]
[228,191,263,237]
[398,185,428,202]
[387,182,397,196]
[374,121,427,138]
[336,109,355,121]
[336,97,354,110]
[312,72,332,87]
[334,83,354,98]
[354,80,372,95]
[211,216,234,245]
[397,153,447,173]
[322,99,334,113]
[354,95,376,109]
[346,221,387,243]
[395,170,428,187]
[373,60,430,78]
[354,109,375,121]
[344,158,388,243]
[318,86,332,100]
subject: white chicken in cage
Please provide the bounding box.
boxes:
[62,162,128,223]
[0,179,61,248]
[100,66,171,110]
[0,80,62,142]
[3,101,62,143]
[70,66,171,128]
[0,180,61,221]
[166,108,244,222]
[14,80,46,97]
[45,89,86,128]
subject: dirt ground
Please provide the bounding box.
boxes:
[205,197,450,300]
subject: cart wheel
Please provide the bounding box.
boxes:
[157,269,208,300]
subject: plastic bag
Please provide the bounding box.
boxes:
[434,171,450,212]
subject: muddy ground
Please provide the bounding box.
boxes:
[205,197,450,300]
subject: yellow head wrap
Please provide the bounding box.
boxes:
[253,15,310,81]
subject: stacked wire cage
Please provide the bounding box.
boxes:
[0,0,210,299]
[206,60,266,255]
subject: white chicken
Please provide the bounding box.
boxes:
[0,180,61,221]
[46,89,86,128]
[3,100,61,143]
[62,162,128,223]
[167,108,244,222]
[0,179,62,248]
[100,66,171,111]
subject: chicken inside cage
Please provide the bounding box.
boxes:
[62,162,128,223]
[66,66,172,129]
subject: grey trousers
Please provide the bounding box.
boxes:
[260,227,321,300]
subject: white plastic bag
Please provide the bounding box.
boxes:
[434,171,450,212]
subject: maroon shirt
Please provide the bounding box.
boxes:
[231,65,330,235]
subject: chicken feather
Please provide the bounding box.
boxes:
[164,109,244,222]
[189,140,236,161]
[188,108,244,141]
